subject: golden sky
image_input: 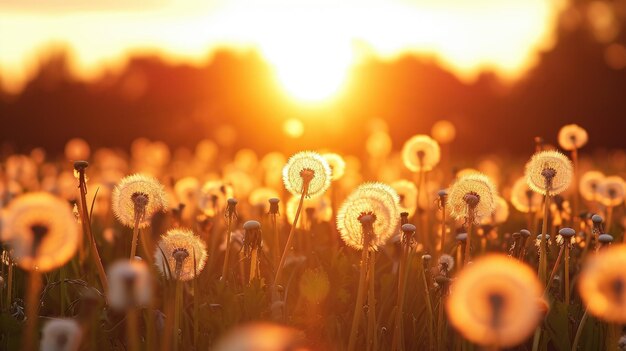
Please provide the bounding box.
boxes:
[0,0,563,101]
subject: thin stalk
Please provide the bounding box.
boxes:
[464,220,473,266]
[173,280,183,351]
[420,262,434,350]
[221,214,234,281]
[275,183,309,285]
[348,247,370,351]
[546,245,565,293]
[414,170,425,248]
[22,271,42,351]
[6,260,13,308]
[193,250,199,347]
[571,309,589,351]
[439,205,447,258]
[249,247,259,284]
[391,243,410,351]
[271,212,280,268]
[367,251,378,351]
[437,293,446,351]
[539,193,551,285]
[126,308,140,351]
[565,244,571,306]
[571,148,579,228]
[130,213,141,260]
[77,169,108,293]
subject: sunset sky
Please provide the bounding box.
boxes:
[1,0,563,101]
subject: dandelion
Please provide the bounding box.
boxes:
[221,198,238,282]
[198,180,234,217]
[154,228,208,281]
[446,255,544,348]
[40,319,82,351]
[558,124,588,151]
[448,173,497,265]
[525,150,572,285]
[322,153,346,181]
[173,176,200,218]
[401,135,441,172]
[337,183,400,251]
[107,260,152,311]
[282,151,331,199]
[1,192,79,272]
[392,223,416,350]
[579,244,626,323]
[438,254,454,272]
[1,192,80,351]
[580,171,605,202]
[112,174,167,259]
[481,196,509,225]
[525,151,573,196]
[391,180,418,217]
[276,151,331,286]
[599,176,626,234]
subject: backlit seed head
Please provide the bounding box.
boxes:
[322,153,346,181]
[579,244,626,322]
[402,135,441,172]
[337,183,400,251]
[558,124,588,150]
[198,180,234,217]
[580,171,606,202]
[446,254,544,348]
[599,176,626,207]
[107,259,152,311]
[154,228,208,281]
[391,180,418,217]
[438,254,455,271]
[40,318,82,351]
[112,174,167,228]
[1,192,79,272]
[282,151,331,198]
[448,173,498,223]
[525,151,573,196]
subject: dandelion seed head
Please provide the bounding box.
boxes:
[525,151,573,195]
[580,171,606,202]
[154,228,208,281]
[337,182,400,251]
[198,180,234,217]
[1,192,79,272]
[322,153,346,181]
[580,244,626,323]
[402,135,441,172]
[599,176,626,207]
[448,173,498,223]
[174,177,200,206]
[282,151,331,198]
[107,259,152,311]
[112,174,167,228]
[40,318,82,351]
[558,124,588,150]
[446,254,544,348]
[438,254,455,271]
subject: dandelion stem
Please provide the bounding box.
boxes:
[275,182,309,285]
[348,247,369,351]
[571,148,580,228]
[565,243,571,306]
[126,308,140,351]
[571,309,589,351]
[271,211,280,268]
[22,271,41,351]
[76,165,109,293]
[420,260,434,350]
[440,205,447,258]
[6,259,13,309]
[464,220,473,266]
[367,251,378,351]
[546,244,564,293]
[391,242,410,351]
[539,192,551,285]
[130,213,141,260]
[173,280,183,351]
[221,212,234,282]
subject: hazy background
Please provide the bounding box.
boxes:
[1,0,625,157]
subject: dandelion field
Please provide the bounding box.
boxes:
[1,123,626,351]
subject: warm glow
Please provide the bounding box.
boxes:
[1,0,563,100]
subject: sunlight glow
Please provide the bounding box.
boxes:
[0,0,563,100]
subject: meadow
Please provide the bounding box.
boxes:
[1,122,625,351]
